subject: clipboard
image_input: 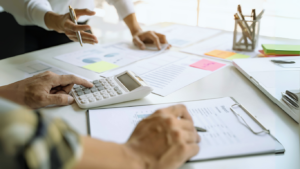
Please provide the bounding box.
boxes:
[87,96,285,161]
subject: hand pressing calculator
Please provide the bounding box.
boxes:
[71,71,153,108]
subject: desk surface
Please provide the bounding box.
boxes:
[0,23,299,169]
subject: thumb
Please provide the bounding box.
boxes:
[74,8,96,18]
[47,94,75,106]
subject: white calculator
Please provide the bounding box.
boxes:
[71,71,153,109]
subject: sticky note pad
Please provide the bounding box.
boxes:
[205,50,236,59]
[226,54,250,60]
[83,61,119,73]
[190,59,226,71]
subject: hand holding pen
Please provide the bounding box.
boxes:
[44,8,98,45]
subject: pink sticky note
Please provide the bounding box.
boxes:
[190,59,226,71]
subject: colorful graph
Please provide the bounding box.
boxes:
[82,58,102,64]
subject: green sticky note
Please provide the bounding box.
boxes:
[226,54,250,60]
[83,61,119,73]
[262,44,300,55]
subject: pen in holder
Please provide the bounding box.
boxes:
[233,15,261,51]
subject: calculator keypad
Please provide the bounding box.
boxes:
[73,78,124,104]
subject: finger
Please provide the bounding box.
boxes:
[145,32,161,50]
[164,104,193,122]
[171,128,199,144]
[74,8,96,18]
[65,20,91,32]
[158,143,199,169]
[46,94,75,105]
[133,37,145,50]
[69,37,96,45]
[61,84,75,93]
[155,32,168,44]
[66,31,98,42]
[55,75,93,88]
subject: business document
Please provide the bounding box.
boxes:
[89,97,283,161]
[101,51,227,96]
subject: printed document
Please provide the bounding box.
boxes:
[101,51,227,96]
[89,97,282,161]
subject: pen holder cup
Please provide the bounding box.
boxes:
[233,18,261,51]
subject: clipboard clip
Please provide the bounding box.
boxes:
[230,104,270,135]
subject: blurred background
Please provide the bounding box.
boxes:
[0,0,299,58]
[90,0,300,40]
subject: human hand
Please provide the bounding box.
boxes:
[125,105,200,169]
[133,31,171,50]
[45,9,98,45]
[0,71,93,109]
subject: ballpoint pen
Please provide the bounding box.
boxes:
[236,5,252,41]
[195,126,207,132]
[271,60,295,64]
[69,6,83,47]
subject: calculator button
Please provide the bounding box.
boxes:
[84,90,91,94]
[100,90,107,94]
[97,86,105,91]
[107,88,114,92]
[75,88,83,92]
[79,95,87,100]
[74,85,81,89]
[95,83,102,87]
[104,84,110,89]
[114,86,119,91]
[109,92,116,97]
[93,92,100,96]
[86,94,93,98]
[103,94,109,98]
[77,91,84,96]
[93,80,100,84]
[81,99,89,104]
[117,90,123,95]
[91,88,98,92]
[110,82,116,87]
[88,97,96,102]
[95,95,102,100]
[80,85,87,89]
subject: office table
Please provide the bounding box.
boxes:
[0,23,299,169]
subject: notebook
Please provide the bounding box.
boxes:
[88,97,284,161]
[233,57,300,123]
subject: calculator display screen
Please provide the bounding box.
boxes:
[117,73,141,91]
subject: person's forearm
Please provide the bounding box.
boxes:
[123,13,142,36]
[44,11,62,31]
[75,136,145,169]
[0,84,24,106]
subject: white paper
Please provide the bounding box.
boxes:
[18,60,91,81]
[156,24,222,47]
[89,97,280,161]
[55,42,168,70]
[102,51,227,96]
[180,33,283,61]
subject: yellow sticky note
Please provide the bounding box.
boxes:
[226,54,250,60]
[83,61,119,73]
[205,50,236,59]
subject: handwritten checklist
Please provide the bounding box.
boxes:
[190,59,226,71]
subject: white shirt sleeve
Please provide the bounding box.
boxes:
[0,0,52,30]
[106,0,135,20]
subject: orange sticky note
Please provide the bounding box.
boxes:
[205,50,236,59]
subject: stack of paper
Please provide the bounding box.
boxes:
[262,44,300,56]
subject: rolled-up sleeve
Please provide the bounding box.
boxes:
[0,0,52,30]
[106,0,135,19]
[0,98,83,169]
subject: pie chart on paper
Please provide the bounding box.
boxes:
[82,58,102,64]
[104,53,119,58]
